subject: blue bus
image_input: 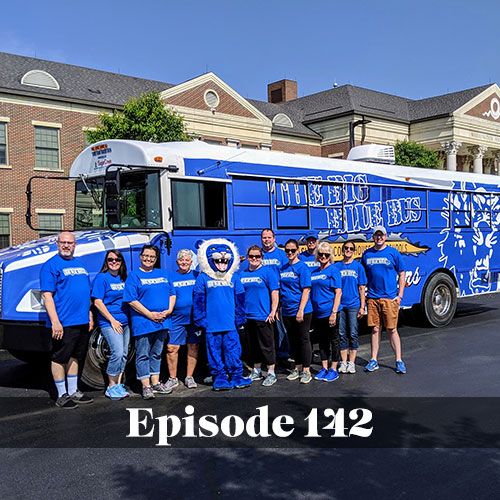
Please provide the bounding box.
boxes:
[1,139,499,387]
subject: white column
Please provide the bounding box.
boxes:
[492,150,500,176]
[441,141,462,171]
[468,146,488,174]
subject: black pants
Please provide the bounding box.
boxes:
[313,316,340,363]
[244,319,276,366]
[283,313,313,368]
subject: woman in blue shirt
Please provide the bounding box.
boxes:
[92,249,130,400]
[123,245,176,400]
[310,242,342,382]
[336,241,367,374]
[241,245,280,387]
[280,239,313,384]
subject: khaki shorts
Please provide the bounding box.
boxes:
[366,298,399,329]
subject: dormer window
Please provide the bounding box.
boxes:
[21,70,60,90]
[272,113,293,128]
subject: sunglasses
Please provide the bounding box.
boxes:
[214,259,229,264]
[318,252,331,258]
[343,247,355,252]
[248,254,262,259]
[107,257,122,263]
[285,248,298,254]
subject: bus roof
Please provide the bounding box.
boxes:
[70,139,500,189]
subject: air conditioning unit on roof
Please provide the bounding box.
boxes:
[347,144,395,165]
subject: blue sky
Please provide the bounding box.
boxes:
[2,0,500,102]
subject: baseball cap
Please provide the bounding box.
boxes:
[372,226,387,235]
[304,231,317,240]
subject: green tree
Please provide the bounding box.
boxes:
[85,91,189,143]
[394,140,440,169]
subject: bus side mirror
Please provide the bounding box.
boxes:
[105,169,121,226]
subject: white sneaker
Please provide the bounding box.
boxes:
[347,361,356,374]
[338,361,348,374]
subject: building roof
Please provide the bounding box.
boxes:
[0,51,494,130]
[247,98,321,138]
[0,51,173,108]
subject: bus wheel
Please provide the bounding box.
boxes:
[81,327,109,389]
[422,273,457,327]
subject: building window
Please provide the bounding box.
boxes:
[0,213,10,248]
[38,213,62,237]
[204,90,220,109]
[35,127,60,169]
[0,123,7,165]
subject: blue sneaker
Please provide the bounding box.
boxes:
[105,385,124,401]
[324,368,339,382]
[395,360,407,374]
[213,375,233,391]
[117,384,130,398]
[364,359,379,372]
[314,368,328,381]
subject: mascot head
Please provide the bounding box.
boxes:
[197,238,240,281]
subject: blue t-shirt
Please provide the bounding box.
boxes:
[280,261,313,316]
[299,250,321,270]
[91,272,129,328]
[240,246,287,275]
[170,270,198,326]
[240,265,279,321]
[335,260,367,309]
[193,273,245,333]
[311,264,343,318]
[123,268,176,336]
[40,254,91,328]
[361,246,405,299]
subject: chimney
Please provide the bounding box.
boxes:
[267,79,297,104]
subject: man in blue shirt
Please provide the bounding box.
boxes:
[40,232,94,409]
[361,226,406,374]
[260,228,290,363]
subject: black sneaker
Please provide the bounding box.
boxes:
[70,390,94,404]
[55,393,78,410]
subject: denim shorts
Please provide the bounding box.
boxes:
[168,324,203,345]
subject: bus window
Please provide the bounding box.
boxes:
[75,178,104,229]
[112,170,162,230]
[171,180,227,229]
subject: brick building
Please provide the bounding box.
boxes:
[2,51,500,245]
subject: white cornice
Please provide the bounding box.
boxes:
[160,73,271,125]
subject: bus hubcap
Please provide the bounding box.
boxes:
[433,285,451,316]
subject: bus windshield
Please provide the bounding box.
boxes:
[75,170,162,230]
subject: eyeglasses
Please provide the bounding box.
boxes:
[343,247,355,252]
[318,252,331,258]
[214,259,229,264]
[107,257,122,263]
[141,254,157,260]
[285,249,298,254]
[58,241,75,246]
[248,254,262,259]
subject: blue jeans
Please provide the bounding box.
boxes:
[101,325,131,376]
[339,308,359,351]
[134,330,167,380]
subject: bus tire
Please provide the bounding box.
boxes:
[422,273,457,328]
[81,327,135,390]
[81,327,108,389]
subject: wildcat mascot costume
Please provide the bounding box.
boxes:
[193,238,252,390]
